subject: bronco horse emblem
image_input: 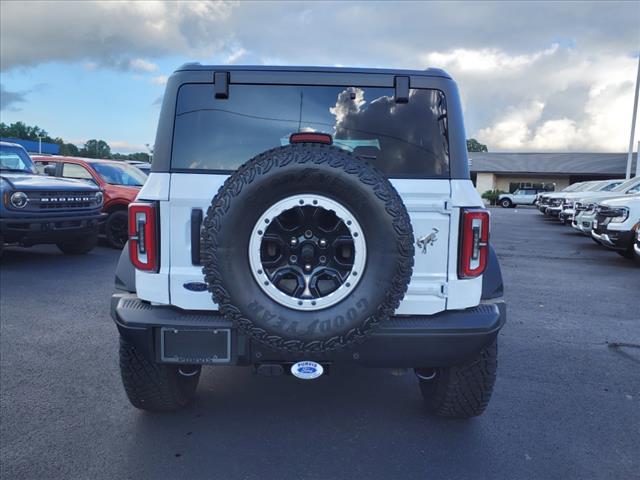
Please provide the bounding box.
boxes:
[416,228,439,254]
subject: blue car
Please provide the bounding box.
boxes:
[0,141,105,256]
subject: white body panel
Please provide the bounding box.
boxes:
[389,179,450,315]
[135,173,171,305]
[135,173,485,314]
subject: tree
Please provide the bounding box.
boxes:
[0,121,56,143]
[0,121,153,161]
[59,143,80,156]
[79,139,111,159]
[467,138,488,152]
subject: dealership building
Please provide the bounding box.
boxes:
[469,152,637,194]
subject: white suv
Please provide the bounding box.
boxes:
[111,65,506,418]
[498,188,546,208]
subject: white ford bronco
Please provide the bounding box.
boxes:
[111,65,506,418]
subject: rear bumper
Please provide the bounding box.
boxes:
[1,212,106,245]
[111,293,506,368]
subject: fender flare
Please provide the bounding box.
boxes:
[481,244,503,299]
[115,241,136,293]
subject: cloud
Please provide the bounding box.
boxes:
[465,48,639,151]
[0,0,235,71]
[1,1,638,152]
[0,84,28,110]
[107,140,150,153]
[0,83,47,111]
[225,47,247,64]
[128,58,158,72]
[150,75,168,85]
[423,45,559,73]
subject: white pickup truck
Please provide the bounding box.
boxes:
[591,194,640,261]
[572,177,640,234]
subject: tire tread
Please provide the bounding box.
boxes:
[118,338,199,412]
[420,340,498,418]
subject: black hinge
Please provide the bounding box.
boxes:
[191,209,203,265]
[214,71,229,99]
[394,76,410,103]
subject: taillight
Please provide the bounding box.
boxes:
[129,202,158,272]
[458,208,490,278]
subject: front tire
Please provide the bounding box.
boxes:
[616,248,634,260]
[56,231,98,255]
[500,199,512,208]
[119,338,201,412]
[416,340,498,418]
[105,210,129,249]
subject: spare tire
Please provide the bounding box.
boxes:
[201,144,414,353]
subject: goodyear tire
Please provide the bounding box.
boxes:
[201,144,414,354]
[119,338,201,412]
[416,340,498,418]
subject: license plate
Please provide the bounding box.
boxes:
[161,328,230,364]
[593,220,598,229]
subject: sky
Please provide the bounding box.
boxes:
[0,0,638,154]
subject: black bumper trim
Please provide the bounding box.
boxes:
[0,212,106,225]
[111,293,506,368]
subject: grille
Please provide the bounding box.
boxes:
[25,191,100,211]
[574,202,594,212]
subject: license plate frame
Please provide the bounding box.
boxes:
[160,327,231,364]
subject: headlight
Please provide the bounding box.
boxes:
[95,191,104,205]
[609,207,629,223]
[10,191,28,209]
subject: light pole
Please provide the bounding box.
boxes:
[37,135,43,154]
[625,56,640,179]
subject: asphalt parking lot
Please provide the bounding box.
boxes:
[1,207,638,480]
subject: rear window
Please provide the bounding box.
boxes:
[171,84,449,177]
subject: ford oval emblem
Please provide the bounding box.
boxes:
[291,361,324,380]
[183,282,208,292]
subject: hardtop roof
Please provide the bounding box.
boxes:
[174,63,451,79]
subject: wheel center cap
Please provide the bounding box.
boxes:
[301,243,315,263]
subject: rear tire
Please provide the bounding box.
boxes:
[105,211,129,249]
[417,340,498,418]
[500,199,512,208]
[56,231,98,255]
[119,338,201,412]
